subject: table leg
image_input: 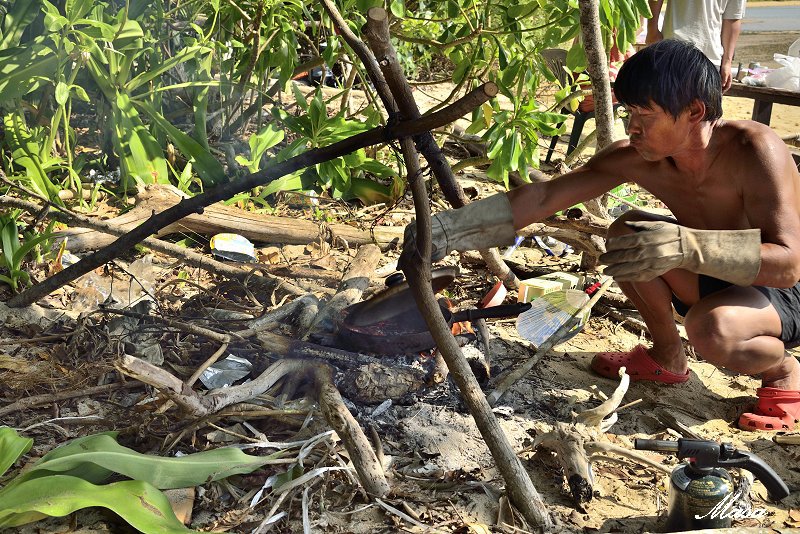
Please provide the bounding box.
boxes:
[751,100,773,125]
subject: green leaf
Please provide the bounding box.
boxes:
[566,41,587,72]
[3,113,61,202]
[291,82,309,112]
[55,81,70,106]
[135,100,226,186]
[0,427,33,477]
[127,45,208,92]
[632,0,652,18]
[452,57,471,85]
[508,130,521,172]
[0,475,196,532]
[0,0,42,50]
[16,433,281,490]
[41,0,67,32]
[389,0,405,17]
[71,84,90,102]
[0,43,58,101]
[65,0,94,23]
[11,232,53,270]
[111,92,169,186]
[261,172,305,197]
[113,19,144,50]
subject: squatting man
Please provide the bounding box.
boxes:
[401,39,800,432]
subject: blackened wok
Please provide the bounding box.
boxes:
[337,268,529,354]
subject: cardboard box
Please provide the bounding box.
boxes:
[517,278,563,303]
[539,272,581,291]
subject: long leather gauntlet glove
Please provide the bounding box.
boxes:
[402,193,516,262]
[600,220,761,286]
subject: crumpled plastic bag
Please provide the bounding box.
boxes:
[765,54,800,92]
[765,38,800,92]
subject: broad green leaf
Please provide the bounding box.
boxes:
[632,0,652,18]
[40,0,67,32]
[508,130,521,172]
[566,41,587,72]
[65,0,94,23]
[0,475,196,532]
[135,100,226,186]
[71,84,90,102]
[111,92,169,186]
[261,172,305,197]
[0,44,58,101]
[0,0,42,50]
[346,177,391,205]
[291,82,309,112]
[507,2,533,18]
[128,0,152,19]
[0,427,33,477]
[0,219,18,268]
[17,433,281,490]
[192,52,213,150]
[11,232,53,270]
[113,19,144,50]
[358,159,397,178]
[452,58,471,85]
[3,114,61,202]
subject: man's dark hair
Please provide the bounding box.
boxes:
[614,39,722,121]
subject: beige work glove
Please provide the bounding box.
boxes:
[401,193,516,262]
[600,220,761,286]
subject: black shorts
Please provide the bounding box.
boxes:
[672,275,800,349]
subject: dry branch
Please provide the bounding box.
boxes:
[116,355,390,496]
[360,7,519,289]
[533,368,631,508]
[360,7,551,530]
[0,193,307,297]
[301,244,382,340]
[9,83,498,308]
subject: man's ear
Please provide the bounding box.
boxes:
[687,99,706,124]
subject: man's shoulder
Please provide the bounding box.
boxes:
[713,119,794,171]
[716,119,782,150]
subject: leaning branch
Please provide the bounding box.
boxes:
[9,84,497,308]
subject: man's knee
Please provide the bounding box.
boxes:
[684,306,738,359]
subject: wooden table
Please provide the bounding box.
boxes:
[726,82,800,125]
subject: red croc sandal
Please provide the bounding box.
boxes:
[738,387,800,431]
[590,344,690,384]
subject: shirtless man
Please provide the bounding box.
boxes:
[401,39,800,431]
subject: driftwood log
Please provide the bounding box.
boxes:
[533,368,671,509]
[0,192,307,297]
[57,184,404,252]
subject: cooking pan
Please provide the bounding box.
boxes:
[337,267,530,354]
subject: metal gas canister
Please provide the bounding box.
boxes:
[666,463,734,530]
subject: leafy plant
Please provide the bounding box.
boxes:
[0,214,54,292]
[0,427,282,532]
[268,87,399,204]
